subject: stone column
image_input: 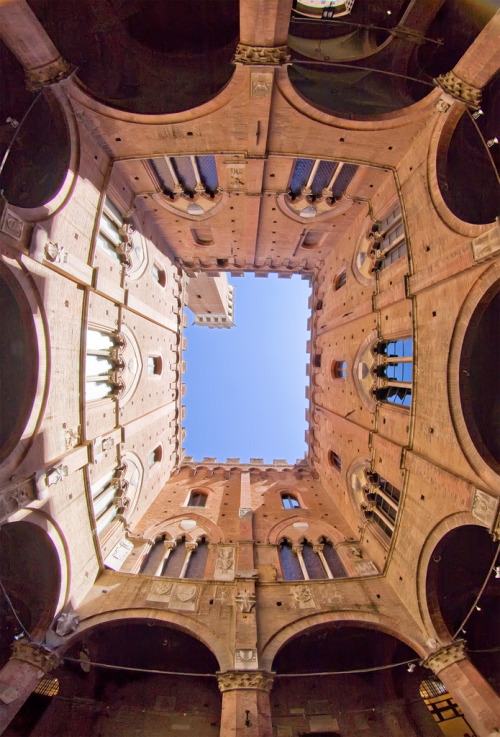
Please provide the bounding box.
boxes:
[421,640,500,737]
[0,0,74,90]
[0,641,60,733]
[179,542,197,579]
[292,544,309,580]
[313,544,333,579]
[154,541,176,577]
[239,0,293,48]
[218,671,274,737]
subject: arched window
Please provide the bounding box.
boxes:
[374,337,413,407]
[282,493,300,510]
[146,536,210,580]
[321,539,348,578]
[332,360,346,378]
[85,329,120,401]
[363,473,400,540]
[147,356,162,375]
[328,450,342,471]
[152,263,166,287]
[91,465,129,536]
[187,490,208,507]
[97,197,146,272]
[148,445,162,468]
[279,539,304,580]
[185,537,209,579]
[280,538,348,580]
[335,268,347,290]
[378,205,407,270]
[302,541,326,579]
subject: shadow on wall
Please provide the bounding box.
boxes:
[27,0,240,114]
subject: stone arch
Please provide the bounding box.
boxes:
[448,261,500,490]
[143,513,224,545]
[0,258,49,475]
[260,610,429,671]
[416,511,483,642]
[268,516,345,546]
[62,608,232,672]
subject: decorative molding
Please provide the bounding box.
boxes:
[11,642,60,673]
[420,640,467,674]
[471,219,500,262]
[235,590,256,613]
[0,204,24,240]
[471,488,499,528]
[217,670,274,692]
[234,44,290,66]
[251,72,273,98]
[44,241,68,264]
[0,481,36,522]
[25,57,76,92]
[234,648,258,670]
[434,71,481,109]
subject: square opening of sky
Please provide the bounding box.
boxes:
[183,273,312,464]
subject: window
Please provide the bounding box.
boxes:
[152,263,166,287]
[142,536,209,579]
[378,205,407,270]
[148,445,162,468]
[85,329,124,401]
[332,360,346,378]
[187,490,208,507]
[374,337,413,407]
[91,465,129,536]
[328,450,342,471]
[279,537,347,580]
[282,494,300,509]
[363,473,401,540]
[335,269,347,290]
[97,197,145,271]
[147,356,162,375]
[313,354,321,368]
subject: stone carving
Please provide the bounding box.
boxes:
[147,580,174,602]
[435,97,452,113]
[11,641,60,674]
[420,640,467,674]
[471,222,500,262]
[63,424,80,450]
[169,583,199,611]
[229,167,245,190]
[102,436,115,451]
[292,585,315,609]
[235,591,256,613]
[355,560,379,576]
[25,56,76,91]
[215,546,235,581]
[251,73,273,98]
[471,488,498,528]
[0,207,24,240]
[235,648,258,670]
[318,584,342,606]
[55,611,80,636]
[235,43,290,66]
[44,241,68,264]
[219,586,233,605]
[349,545,363,558]
[434,71,481,109]
[45,465,68,487]
[217,671,274,692]
[0,483,34,520]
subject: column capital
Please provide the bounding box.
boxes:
[292,544,303,556]
[234,44,290,66]
[217,671,274,693]
[10,641,60,674]
[25,56,76,92]
[185,542,197,552]
[313,544,324,554]
[420,639,467,675]
[434,71,481,109]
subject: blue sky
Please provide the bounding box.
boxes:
[182,273,311,464]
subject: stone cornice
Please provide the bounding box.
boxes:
[11,642,60,673]
[420,640,467,674]
[217,670,274,692]
[234,44,290,66]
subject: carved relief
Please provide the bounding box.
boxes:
[44,241,67,264]
[421,640,467,674]
[0,207,24,240]
[228,166,245,191]
[55,611,80,637]
[355,560,379,576]
[214,546,235,581]
[63,424,80,450]
[147,580,174,603]
[0,482,35,521]
[471,488,498,528]
[235,591,256,613]
[434,71,481,109]
[317,584,342,606]
[235,44,290,66]
[217,671,274,692]
[45,465,69,487]
[169,582,199,611]
[471,222,500,262]
[291,585,316,609]
[11,642,60,674]
[251,73,273,98]
[234,648,258,670]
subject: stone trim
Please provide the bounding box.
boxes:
[25,57,76,92]
[420,640,467,674]
[11,642,60,673]
[234,44,290,65]
[434,71,481,109]
[217,671,274,692]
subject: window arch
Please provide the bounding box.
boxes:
[281,493,300,510]
[91,464,130,537]
[186,490,208,507]
[279,537,347,580]
[377,204,407,270]
[142,535,209,580]
[332,360,346,379]
[374,337,413,407]
[85,329,126,401]
[362,473,401,540]
[97,197,147,277]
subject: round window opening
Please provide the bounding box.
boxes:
[459,280,500,473]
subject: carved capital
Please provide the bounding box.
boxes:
[313,544,324,554]
[11,642,60,673]
[185,542,198,552]
[217,670,274,692]
[292,544,303,556]
[434,71,481,109]
[234,44,290,66]
[26,57,76,92]
[421,640,467,674]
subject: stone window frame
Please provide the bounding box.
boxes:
[331,359,346,379]
[147,354,163,377]
[281,493,301,510]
